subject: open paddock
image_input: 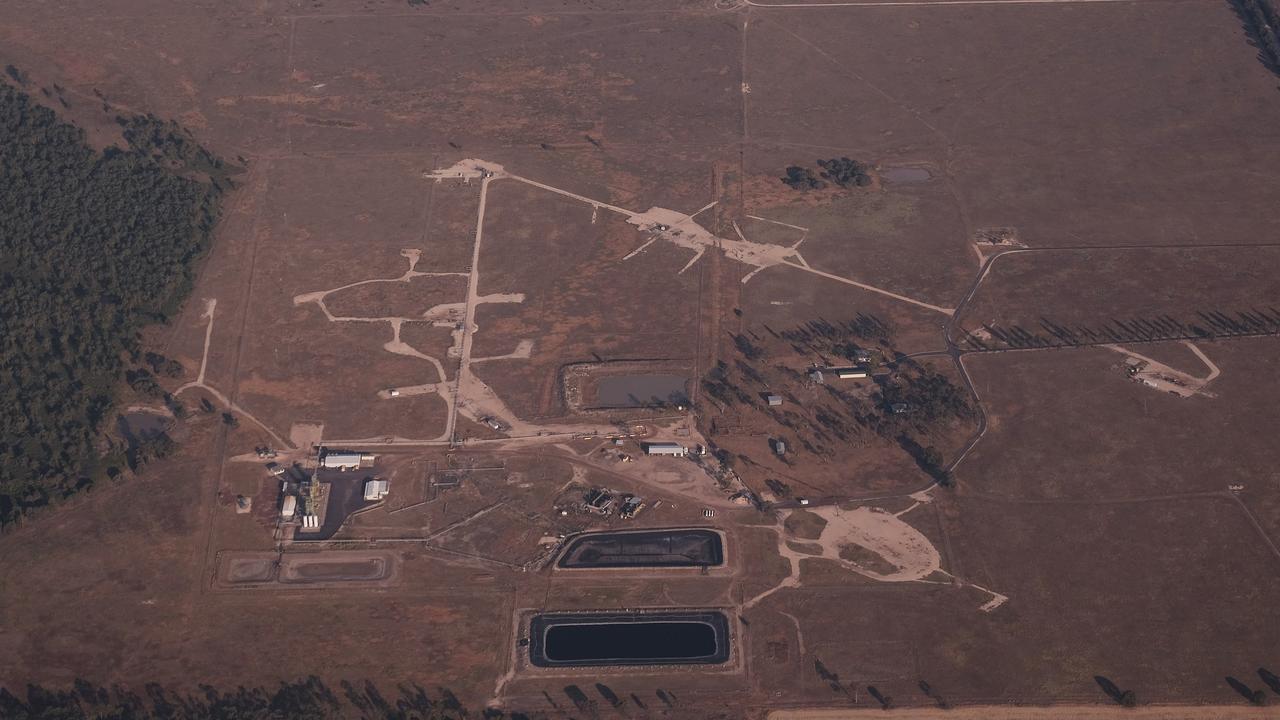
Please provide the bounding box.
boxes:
[958,339,1280,499]
[745,0,1280,253]
[957,247,1280,350]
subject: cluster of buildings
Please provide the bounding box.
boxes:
[583,487,645,519]
[809,366,869,384]
[272,448,388,532]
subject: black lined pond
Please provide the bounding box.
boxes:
[557,529,724,569]
[529,612,730,667]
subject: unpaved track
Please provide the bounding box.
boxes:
[769,706,1278,719]
[450,173,492,442]
[174,299,293,449]
[1102,341,1220,397]
[780,260,953,315]
[1184,341,1221,381]
[430,158,951,316]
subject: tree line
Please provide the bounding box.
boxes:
[1229,0,1280,75]
[963,307,1280,351]
[0,677,524,720]
[781,157,874,190]
[0,78,237,527]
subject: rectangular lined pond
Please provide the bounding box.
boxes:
[557,529,724,569]
[529,611,730,667]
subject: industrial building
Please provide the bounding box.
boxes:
[766,394,783,406]
[363,479,389,501]
[320,450,374,469]
[643,442,687,457]
[585,488,614,514]
[831,368,868,380]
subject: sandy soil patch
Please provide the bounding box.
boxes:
[784,509,828,540]
[1107,341,1220,399]
[791,505,940,583]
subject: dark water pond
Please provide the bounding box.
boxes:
[547,623,715,662]
[558,529,724,568]
[117,411,170,445]
[530,612,729,667]
[595,374,688,408]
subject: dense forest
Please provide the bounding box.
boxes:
[781,157,873,190]
[1230,0,1280,75]
[0,79,235,527]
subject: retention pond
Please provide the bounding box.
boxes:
[529,611,730,667]
[594,374,689,408]
[557,529,724,569]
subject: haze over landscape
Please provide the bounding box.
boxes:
[2,1,1280,718]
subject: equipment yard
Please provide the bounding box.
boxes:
[2,0,1280,718]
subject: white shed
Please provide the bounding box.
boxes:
[643,442,687,457]
[364,479,390,501]
[321,452,363,469]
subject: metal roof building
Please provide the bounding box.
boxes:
[320,450,374,469]
[643,442,687,456]
[832,368,868,379]
[364,479,389,501]
[321,452,363,469]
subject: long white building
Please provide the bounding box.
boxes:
[643,442,687,457]
[320,451,374,469]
